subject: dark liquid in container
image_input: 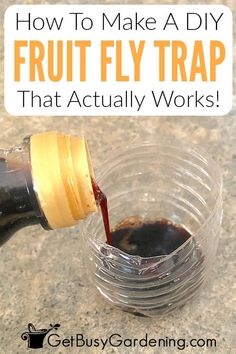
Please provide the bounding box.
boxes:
[111,218,199,317]
[110,217,191,257]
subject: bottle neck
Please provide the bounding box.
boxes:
[22,137,50,229]
[29,132,97,229]
[0,142,49,246]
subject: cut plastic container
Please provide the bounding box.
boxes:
[81,140,223,317]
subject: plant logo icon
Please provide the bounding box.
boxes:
[21,323,60,349]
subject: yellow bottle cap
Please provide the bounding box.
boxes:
[30,132,97,229]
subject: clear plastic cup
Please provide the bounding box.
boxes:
[81,140,222,317]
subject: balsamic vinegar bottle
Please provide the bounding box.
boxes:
[0,132,97,246]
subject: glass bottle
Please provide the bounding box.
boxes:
[0,131,97,246]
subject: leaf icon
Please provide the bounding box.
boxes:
[28,323,36,332]
[53,323,60,330]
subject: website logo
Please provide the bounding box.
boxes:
[21,323,60,349]
[20,325,216,350]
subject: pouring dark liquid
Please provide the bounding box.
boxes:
[92,179,112,245]
[92,180,191,256]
